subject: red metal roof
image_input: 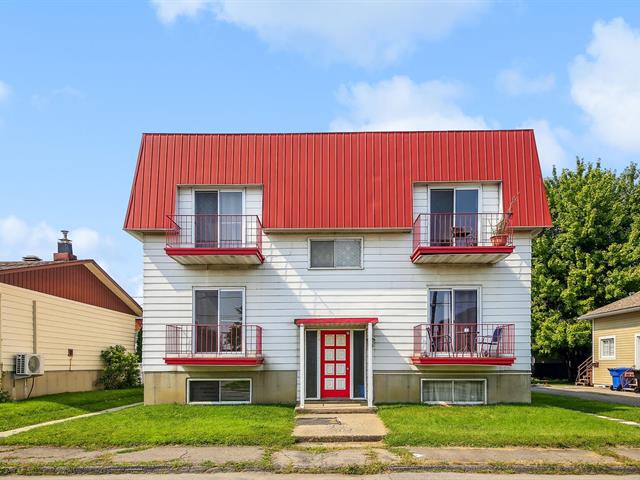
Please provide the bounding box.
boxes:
[124,130,551,231]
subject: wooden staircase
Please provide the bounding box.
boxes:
[575,356,593,386]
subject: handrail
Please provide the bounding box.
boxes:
[166,214,263,249]
[413,212,513,250]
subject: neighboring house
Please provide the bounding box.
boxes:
[579,292,640,387]
[124,130,551,407]
[0,232,142,400]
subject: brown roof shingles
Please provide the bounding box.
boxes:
[580,292,640,320]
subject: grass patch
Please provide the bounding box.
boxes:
[0,388,142,431]
[535,392,640,423]
[379,392,640,448]
[0,404,294,448]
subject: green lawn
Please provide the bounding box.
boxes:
[0,404,295,448]
[379,392,640,448]
[536,391,640,423]
[0,388,142,432]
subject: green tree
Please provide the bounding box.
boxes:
[532,159,640,377]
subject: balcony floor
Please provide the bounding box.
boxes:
[164,356,264,366]
[411,246,514,264]
[165,247,265,265]
[411,355,515,366]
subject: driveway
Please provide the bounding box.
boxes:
[533,384,640,406]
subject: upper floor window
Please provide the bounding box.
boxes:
[430,188,478,247]
[194,190,243,247]
[309,239,362,269]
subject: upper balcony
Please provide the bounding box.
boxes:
[165,214,264,265]
[411,322,515,366]
[411,213,514,264]
[164,323,264,366]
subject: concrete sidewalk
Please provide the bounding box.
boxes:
[1,444,639,472]
[5,474,640,480]
[533,384,640,406]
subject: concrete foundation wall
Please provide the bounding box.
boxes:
[146,370,530,405]
[374,371,531,404]
[6,369,102,401]
[144,370,297,405]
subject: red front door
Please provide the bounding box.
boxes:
[320,330,350,398]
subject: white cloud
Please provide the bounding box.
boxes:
[150,0,210,23]
[0,216,108,262]
[0,81,10,102]
[520,119,571,174]
[330,76,487,132]
[151,0,490,67]
[569,17,640,152]
[496,68,555,95]
[31,87,85,110]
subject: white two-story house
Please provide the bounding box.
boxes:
[124,130,551,407]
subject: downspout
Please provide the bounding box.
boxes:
[299,324,305,409]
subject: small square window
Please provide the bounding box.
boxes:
[310,239,362,268]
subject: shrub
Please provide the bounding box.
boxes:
[99,345,140,390]
[0,372,10,403]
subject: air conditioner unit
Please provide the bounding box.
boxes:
[15,353,44,376]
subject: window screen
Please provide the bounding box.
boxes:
[422,379,485,404]
[188,379,251,404]
[310,239,362,268]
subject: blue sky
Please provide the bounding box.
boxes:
[0,1,639,301]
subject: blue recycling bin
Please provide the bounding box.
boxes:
[608,367,633,390]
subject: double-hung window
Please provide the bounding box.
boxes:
[194,289,244,354]
[599,336,616,360]
[309,239,363,269]
[428,288,479,354]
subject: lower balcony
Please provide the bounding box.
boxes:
[165,214,264,265]
[411,322,515,366]
[411,213,514,264]
[164,323,264,366]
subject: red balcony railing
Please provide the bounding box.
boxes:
[412,322,515,365]
[164,323,263,365]
[166,214,263,250]
[412,213,513,250]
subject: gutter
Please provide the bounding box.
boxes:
[579,305,640,321]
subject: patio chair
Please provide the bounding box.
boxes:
[426,324,454,357]
[478,326,504,357]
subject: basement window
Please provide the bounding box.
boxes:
[187,379,251,404]
[421,379,486,405]
[309,239,363,269]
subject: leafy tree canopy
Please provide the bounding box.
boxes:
[532,159,640,362]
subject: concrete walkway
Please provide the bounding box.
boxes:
[293,413,387,442]
[5,473,640,480]
[533,384,640,406]
[0,402,143,438]
[1,444,639,469]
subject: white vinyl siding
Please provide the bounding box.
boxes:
[142,228,532,374]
